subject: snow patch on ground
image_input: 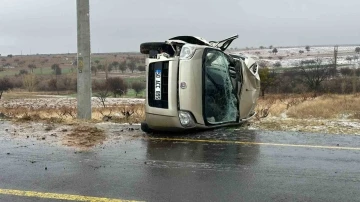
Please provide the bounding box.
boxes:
[250,116,360,135]
[0,97,145,109]
[231,45,360,68]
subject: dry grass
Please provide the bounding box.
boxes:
[256,93,360,119]
[287,94,360,119]
[2,93,359,126]
[256,98,287,117]
[2,90,41,100]
[0,101,145,124]
[92,104,145,123]
[1,90,146,124]
[2,90,77,99]
[255,94,310,117]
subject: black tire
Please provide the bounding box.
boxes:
[141,122,153,133]
[140,42,174,55]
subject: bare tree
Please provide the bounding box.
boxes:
[259,67,277,97]
[96,85,110,108]
[128,60,136,73]
[40,59,48,74]
[298,58,333,95]
[273,61,282,68]
[51,64,61,75]
[19,69,28,75]
[0,77,13,99]
[96,64,104,72]
[48,78,57,92]
[346,56,353,64]
[355,47,360,54]
[119,61,127,73]
[104,61,109,80]
[23,74,37,92]
[132,82,145,96]
[112,61,119,72]
[258,60,269,68]
[305,46,310,52]
[353,55,359,63]
[27,64,36,73]
[91,65,97,76]
[107,63,114,73]
[340,67,352,77]
[106,77,128,97]
[352,67,357,94]
[51,64,61,94]
[272,48,278,55]
[18,60,26,67]
[137,66,145,72]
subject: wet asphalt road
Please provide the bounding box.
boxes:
[1,122,360,202]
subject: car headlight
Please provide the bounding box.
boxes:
[180,45,196,60]
[178,111,195,127]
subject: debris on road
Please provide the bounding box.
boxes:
[64,126,106,148]
[45,125,54,131]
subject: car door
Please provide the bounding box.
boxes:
[209,35,238,51]
[203,49,238,125]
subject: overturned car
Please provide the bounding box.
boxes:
[140,35,260,133]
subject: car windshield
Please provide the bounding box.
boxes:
[203,49,238,125]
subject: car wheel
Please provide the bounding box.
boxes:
[141,122,153,133]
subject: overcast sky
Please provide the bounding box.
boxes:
[0,0,359,55]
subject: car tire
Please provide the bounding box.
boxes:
[141,122,153,133]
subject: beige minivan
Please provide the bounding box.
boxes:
[140,35,260,133]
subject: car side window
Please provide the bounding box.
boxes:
[204,49,238,125]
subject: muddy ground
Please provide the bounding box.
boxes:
[1,116,359,151]
[1,95,360,150]
[0,120,146,150]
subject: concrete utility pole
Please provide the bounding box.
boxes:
[334,45,338,69]
[76,0,92,119]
